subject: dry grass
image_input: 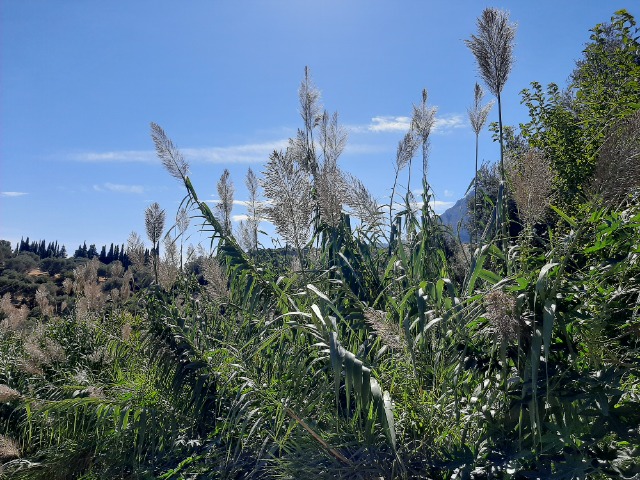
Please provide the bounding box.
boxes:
[589,110,640,206]
[0,293,29,333]
[0,385,21,403]
[27,268,47,277]
[506,148,553,227]
[484,290,519,342]
[0,435,20,462]
[364,308,405,351]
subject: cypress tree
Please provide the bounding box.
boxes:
[99,245,107,263]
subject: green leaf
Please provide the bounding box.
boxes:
[542,299,556,364]
[478,268,501,285]
[306,284,330,302]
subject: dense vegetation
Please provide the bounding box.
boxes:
[1,9,639,479]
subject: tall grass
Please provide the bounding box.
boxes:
[2,15,640,478]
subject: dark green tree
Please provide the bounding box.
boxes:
[75,242,88,258]
[99,245,107,263]
[87,244,98,259]
[571,9,640,152]
[519,10,640,207]
[0,240,13,265]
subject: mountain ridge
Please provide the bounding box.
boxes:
[439,194,471,243]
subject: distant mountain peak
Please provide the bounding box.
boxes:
[439,193,471,243]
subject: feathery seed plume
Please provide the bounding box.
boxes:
[589,110,640,206]
[0,385,21,402]
[0,434,20,462]
[465,8,516,99]
[145,202,166,249]
[396,130,420,172]
[468,83,494,246]
[485,290,519,342]
[466,8,516,181]
[411,89,437,182]
[151,122,190,180]
[345,174,383,228]
[316,162,347,228]
[176,207,190,237]
[243,167,262,253]
[299,66,322,174]
[468,83,494,135]
[216,169,234,236]
[145,202,165,284]
[506,148,553,227]
[315,111,349,227]
[319,111,348,168]
[262,149,313,257]
[126,231,146,269]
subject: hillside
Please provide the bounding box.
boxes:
[439,193,470,243]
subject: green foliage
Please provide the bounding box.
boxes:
[519,10,640,208]
[520,82,588,203]
[572,9,640,148]
[0,241,12,265]
[4,253,38,275]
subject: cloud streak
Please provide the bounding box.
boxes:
[72,140,290,165]
[93,183,145,194]
[0,191,28,197]
[432,200,455,213]
[205,199,254,207]
[349,113,466,135]
[74,150,156,163]
[368,116,412,132]
[433,114,465,134]
[408,199,455,214]
[183,140,289,164]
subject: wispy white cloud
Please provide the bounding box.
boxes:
[368,116,412,133]
[349,113,466,135]
[183,140,288,164]
[73,150,156,163]
[72,140,290,165]
[93,183,144,194]
[205,199,253,207]
[0,191,28,197]
[433,114,465,134]
[432,200,455,213]
[232,214,248,222]
[408,199,455,214]
[443,189,454,198]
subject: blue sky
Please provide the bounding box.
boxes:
[0,1,634,253]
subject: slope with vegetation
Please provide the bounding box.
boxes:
[1,9,639,480]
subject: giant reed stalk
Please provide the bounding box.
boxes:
[467,83,494,248]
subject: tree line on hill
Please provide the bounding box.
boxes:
[14,237,139,268]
